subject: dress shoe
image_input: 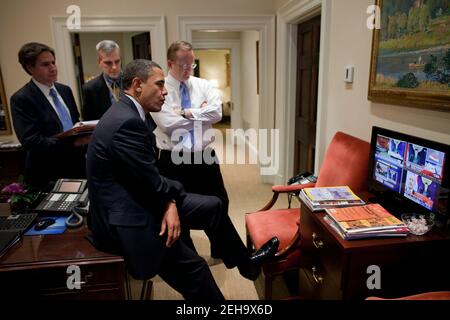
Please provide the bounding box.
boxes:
[249,236,280,264]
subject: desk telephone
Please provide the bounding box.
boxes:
[35,179,88,214]
[287,172,317,185]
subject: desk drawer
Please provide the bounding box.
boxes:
[36,262,123,289]
[0,261,125,300]
[299,210,343,299]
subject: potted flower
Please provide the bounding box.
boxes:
[0,182,37,213]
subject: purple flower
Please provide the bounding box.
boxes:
[1,183,26,195]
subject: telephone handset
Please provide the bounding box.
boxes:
[287,172,317,185]
[35,179,88,213]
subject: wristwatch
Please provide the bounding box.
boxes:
[180,109,186,118]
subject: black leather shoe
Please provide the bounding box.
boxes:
[249,236,280,264]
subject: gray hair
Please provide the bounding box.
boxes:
[96,40,120,56]
[122,59,162,90]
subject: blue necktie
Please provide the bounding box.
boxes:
[180,82,195,146]
[49,88,73,131]
[180,82,191,109]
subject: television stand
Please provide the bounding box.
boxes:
[298,197,450,299]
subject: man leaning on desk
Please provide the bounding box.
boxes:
[10,42,88,188]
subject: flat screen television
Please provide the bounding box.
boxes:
[369,126,450,227]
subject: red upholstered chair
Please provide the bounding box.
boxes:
[366,291,450,300]
[245,131,371,299]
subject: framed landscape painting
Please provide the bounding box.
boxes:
[368,0,450,111]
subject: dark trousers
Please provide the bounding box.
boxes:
[157,148,229,255]
[152,193,248,301]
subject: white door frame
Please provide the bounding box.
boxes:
[192,39,241,130]
[178,16,275,131]
[275,0,332,184]
[177,15,276,183]
[51,16,167,107]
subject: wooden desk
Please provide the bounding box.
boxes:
[298,200,450,299]
[0,225,126,299]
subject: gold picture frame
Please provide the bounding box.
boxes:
[0,66,13,135]
[368,0,450,111]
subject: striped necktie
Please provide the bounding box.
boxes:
[49,88,73,131]
[111,80,120,101]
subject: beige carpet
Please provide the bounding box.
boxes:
[129,126,285,300]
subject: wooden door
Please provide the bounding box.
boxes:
[72,33,85,87]
[132,32,152,60]
[294,16,321,175]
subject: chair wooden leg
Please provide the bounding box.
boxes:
[140,279,153,300]
[265,275,273,300]
[125,273,132,300]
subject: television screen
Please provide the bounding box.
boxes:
[370,127,449,220]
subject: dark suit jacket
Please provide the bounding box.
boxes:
[81,74,112,121]
[86,95,186,279]
[10,80,86,188]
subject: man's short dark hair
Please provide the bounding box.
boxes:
[122,59,162,90]
[167,41,193,61]
[18,42,55,75]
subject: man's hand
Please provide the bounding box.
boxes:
[159,201,181,247]
[200,101,207,108]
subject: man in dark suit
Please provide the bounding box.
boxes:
[10,42,87,188]
[86,59,279,301]
[81,40,122,121]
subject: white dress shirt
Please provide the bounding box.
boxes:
[32,78,72,120]
[151,73,222,151]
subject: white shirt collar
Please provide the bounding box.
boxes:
[167,72,190,89]
[32,78,56,96]
[125,94,146,122]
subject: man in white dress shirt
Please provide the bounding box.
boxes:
[151,41,227,258]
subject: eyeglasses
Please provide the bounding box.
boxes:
[175,63,197,70]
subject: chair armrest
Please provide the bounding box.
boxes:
[272,182,315,194]
[257,183,316,212]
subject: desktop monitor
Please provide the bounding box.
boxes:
[368,126,449,227]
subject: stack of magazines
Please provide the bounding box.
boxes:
[324,203,409,240]
[299,186,365,212]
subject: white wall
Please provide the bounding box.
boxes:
[321,0,450,151]
[240,31,260,130]
[0,0,275,141]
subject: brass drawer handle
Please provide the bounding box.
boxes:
[77,271,93,286]
[312,266,323,284]
[312,232,324,249]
